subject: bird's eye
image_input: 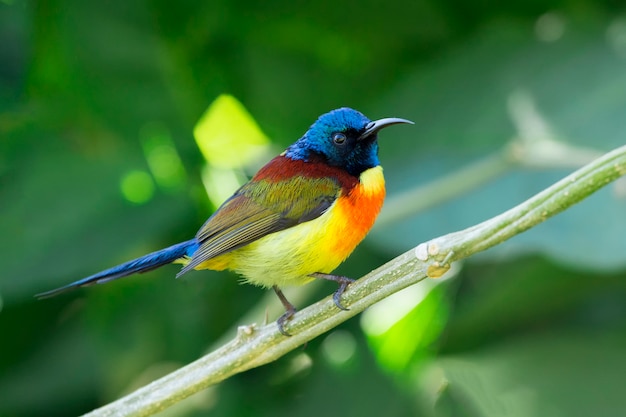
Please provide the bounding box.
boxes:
[332,132,346,145]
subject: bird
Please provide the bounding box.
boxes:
[37,107,413,334]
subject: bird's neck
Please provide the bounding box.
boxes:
[253,154,360,193]
[284,142,380,177]
[284,139,311,162]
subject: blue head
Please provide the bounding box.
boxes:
[286,108,413,176]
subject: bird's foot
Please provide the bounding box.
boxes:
[273,286,296,336]
[276,309,296,336]
[310,272,355,311]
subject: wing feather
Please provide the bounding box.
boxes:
[177,176,341,276]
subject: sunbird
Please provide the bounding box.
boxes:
[37,107,413,334]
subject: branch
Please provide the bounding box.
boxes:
[378,92,603,227]
[84,144,626,417]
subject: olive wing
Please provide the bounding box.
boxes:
[177,176,341,276]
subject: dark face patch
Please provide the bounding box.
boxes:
[285,108,380,176]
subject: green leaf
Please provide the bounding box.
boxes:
[420,329,626,417]
[363,282,450,374]
[193,94,271,169]
[372,21,626,271]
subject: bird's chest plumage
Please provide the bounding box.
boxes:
[223,166,385,288]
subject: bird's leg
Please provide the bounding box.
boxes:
[309,272,354,311]
[273,285,296,336]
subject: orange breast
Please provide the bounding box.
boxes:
[326,166,386,261]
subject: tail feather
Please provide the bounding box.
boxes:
[36,239,199,299]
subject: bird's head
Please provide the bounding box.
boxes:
[286,107,413,176]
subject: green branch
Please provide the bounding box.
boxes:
[84,144,626,417]
[378,91,602,227]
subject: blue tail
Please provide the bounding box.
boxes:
[36,239,199,299]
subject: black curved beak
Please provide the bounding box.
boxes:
[359,117,414,140]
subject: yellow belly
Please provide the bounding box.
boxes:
[196,166,385,288]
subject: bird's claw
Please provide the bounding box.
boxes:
[310,272,354,311]
[273,285,296,336]
[332,279,353,311]
[276,308,295,336]
[273,274,355,336]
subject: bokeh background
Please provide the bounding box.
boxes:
[2,0,626,416]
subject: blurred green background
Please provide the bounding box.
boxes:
[2,0,626,416]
